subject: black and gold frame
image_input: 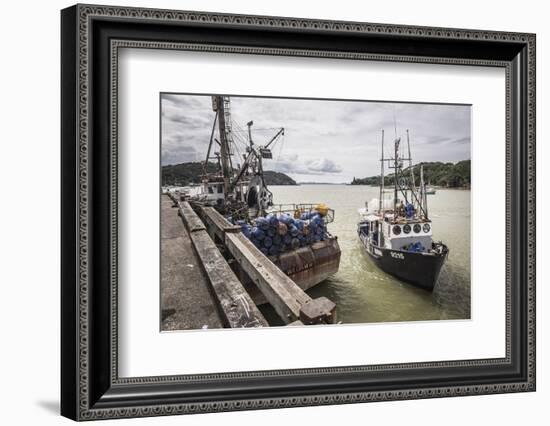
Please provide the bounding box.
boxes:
[61,4,535,420]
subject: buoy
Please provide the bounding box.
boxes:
[315,203,329,217]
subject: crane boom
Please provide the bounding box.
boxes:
[265,127,284,148]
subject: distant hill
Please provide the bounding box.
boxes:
[161,162,297,186]
[350,160,471,188]
[263,170,297,185]
[162,162,217,186]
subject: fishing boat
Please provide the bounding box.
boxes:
[357,129,448,291]
[177,95,341,292]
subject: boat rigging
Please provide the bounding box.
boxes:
[358,128,448,291]
[200,95,285,219]
[179,94,341,293]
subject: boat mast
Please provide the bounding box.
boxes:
[393,136,399,214]
[203,111,219,175]
[392,111,400,215]
[379,130,384,213]
[420,165,428,219]
[406,129,416,210]
[381,119,428,220]
[246,120,262,175]
[213,96,233,194]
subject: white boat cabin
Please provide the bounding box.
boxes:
[201,181,225,202]
[358,206,433,253]
[184,179,250,204]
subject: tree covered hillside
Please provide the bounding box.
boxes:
[162,162,297,186]
[351,160,470,188]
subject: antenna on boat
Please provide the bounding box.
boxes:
[379,130,384,213]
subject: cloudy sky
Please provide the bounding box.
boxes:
[161,94,471,183]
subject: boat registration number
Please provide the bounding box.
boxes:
[390,251,405,260]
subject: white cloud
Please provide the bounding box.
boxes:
[160,94,471,182]
[267,154,342,176]
[305,158,342,174]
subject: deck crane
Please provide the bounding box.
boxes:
[203,95,285,218]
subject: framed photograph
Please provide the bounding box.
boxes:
[61,4,536,420]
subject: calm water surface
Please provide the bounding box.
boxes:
[265,184,471,325]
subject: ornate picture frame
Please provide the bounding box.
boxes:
[61,4,535,420]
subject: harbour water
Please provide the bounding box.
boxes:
[264,184,471,325]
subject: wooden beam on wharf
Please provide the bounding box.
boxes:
[190,231,268,328]
[225,232,305,323]
[178,202,206,233]
[298,297,336,325]
[226,233,336,325]
[199,205,241,243]
[161,196,223,331]
[198,206,336,325]
[166,191,181,206]
[178,200,268,328]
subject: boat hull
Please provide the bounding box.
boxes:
[274,237,341,291]
[244,237,341,305]
[359,232,447,291]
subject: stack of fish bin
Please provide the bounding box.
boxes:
[231,211,328,257]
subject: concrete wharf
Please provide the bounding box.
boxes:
[161,193,337,330]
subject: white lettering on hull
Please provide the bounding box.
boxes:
[390,251,405,260]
